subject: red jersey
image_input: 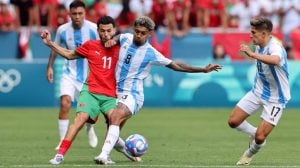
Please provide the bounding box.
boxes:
[76,40,120,97]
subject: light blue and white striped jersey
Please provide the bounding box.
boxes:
[252,37,290,104]
[54,20,99,83]
[116,33,172,102]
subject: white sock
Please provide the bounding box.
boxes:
[114,137,125,150]
[86,123,93,132]
[58,119,69,140]
[101,125,120,156]
[236,121,257,137]
[246,140,266,157]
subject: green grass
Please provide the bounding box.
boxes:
[0,108,300,168]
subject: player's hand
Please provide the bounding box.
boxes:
[40,30,52,45]
[47,66,54,83]
[104,39,117,48]
[204,63,222,73]
[240,44,252,58]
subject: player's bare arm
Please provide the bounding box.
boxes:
[166,61,222,73]
[41,30,79,60]
[240,44,280,65]
[46,50,58,83]
[104,34,121,48]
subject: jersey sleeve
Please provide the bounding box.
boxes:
[75,41,91,58]
[87,21,99,40]
[151,47,172,66]
[120,33,133,45]
[269,43,283,60]
[54,27,62,45]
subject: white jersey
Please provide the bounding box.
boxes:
[252,37,290,105]
[116,33,172,102]
[54,20,99,83]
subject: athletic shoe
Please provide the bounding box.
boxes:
[236,150,252,165]
[94,154,115,165]
[49,154,64,165]
[87,126,98,148]
[114,145,142,162]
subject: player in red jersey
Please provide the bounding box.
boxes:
[41,16,139,165]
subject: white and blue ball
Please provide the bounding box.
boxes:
[125,134,148,157]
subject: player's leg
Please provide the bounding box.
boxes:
[237,120,273,166]
[228,92,260,137]
[56,75,76,149]
[50,90,102,165]
[74,81,99,148]
[244,102,284,160]
[95,94,141,164]
[50,112,89,165]
[94,105,131,164]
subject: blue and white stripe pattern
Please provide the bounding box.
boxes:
[252,37,290,105]
[54,20,98,83]
[116,33,172,103]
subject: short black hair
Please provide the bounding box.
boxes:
[96,16,116,29]
[69,0,86,9]
[250,17,273,32]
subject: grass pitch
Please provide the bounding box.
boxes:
[0,108,299,168]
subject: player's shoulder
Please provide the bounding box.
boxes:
[84,20,97,29]
[56,22,72,32]
[268,38,283,50]
[121,33,133,39]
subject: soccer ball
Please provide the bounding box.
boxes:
[125,134,148,157]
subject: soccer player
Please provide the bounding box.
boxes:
[46,1,98,149]
[227,17,290,165]
[94,16,222,164]
[41,16,140,165]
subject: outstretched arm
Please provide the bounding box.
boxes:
[166,61,222,73]
[40,30,79,60]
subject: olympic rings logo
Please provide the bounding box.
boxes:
[0,69,21,93]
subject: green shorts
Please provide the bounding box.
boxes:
[76,90,117,120]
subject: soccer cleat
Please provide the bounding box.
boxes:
[236,151,253,165]
[49,154,64,165]
[94,154,115,165]
[87,126,98,148]
[114,145,142,162]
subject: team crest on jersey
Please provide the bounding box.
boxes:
[95,51,100,55]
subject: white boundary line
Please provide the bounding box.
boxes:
[2,165,300,168]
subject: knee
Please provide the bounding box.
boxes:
[255,133,266,144]
[60,96,71,108]
[228,118,239,128]
[109,111,123,125]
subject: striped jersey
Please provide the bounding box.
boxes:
[116,33,172,102]
[54,20,99,83]
[252,37,290,104]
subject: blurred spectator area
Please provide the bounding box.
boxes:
[0,29,298,61]
[0,30,51,59]
[1,0,300,61]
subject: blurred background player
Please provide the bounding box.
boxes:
[227,17,290,165]
[94,16,222,164]
[46,0,98,150]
